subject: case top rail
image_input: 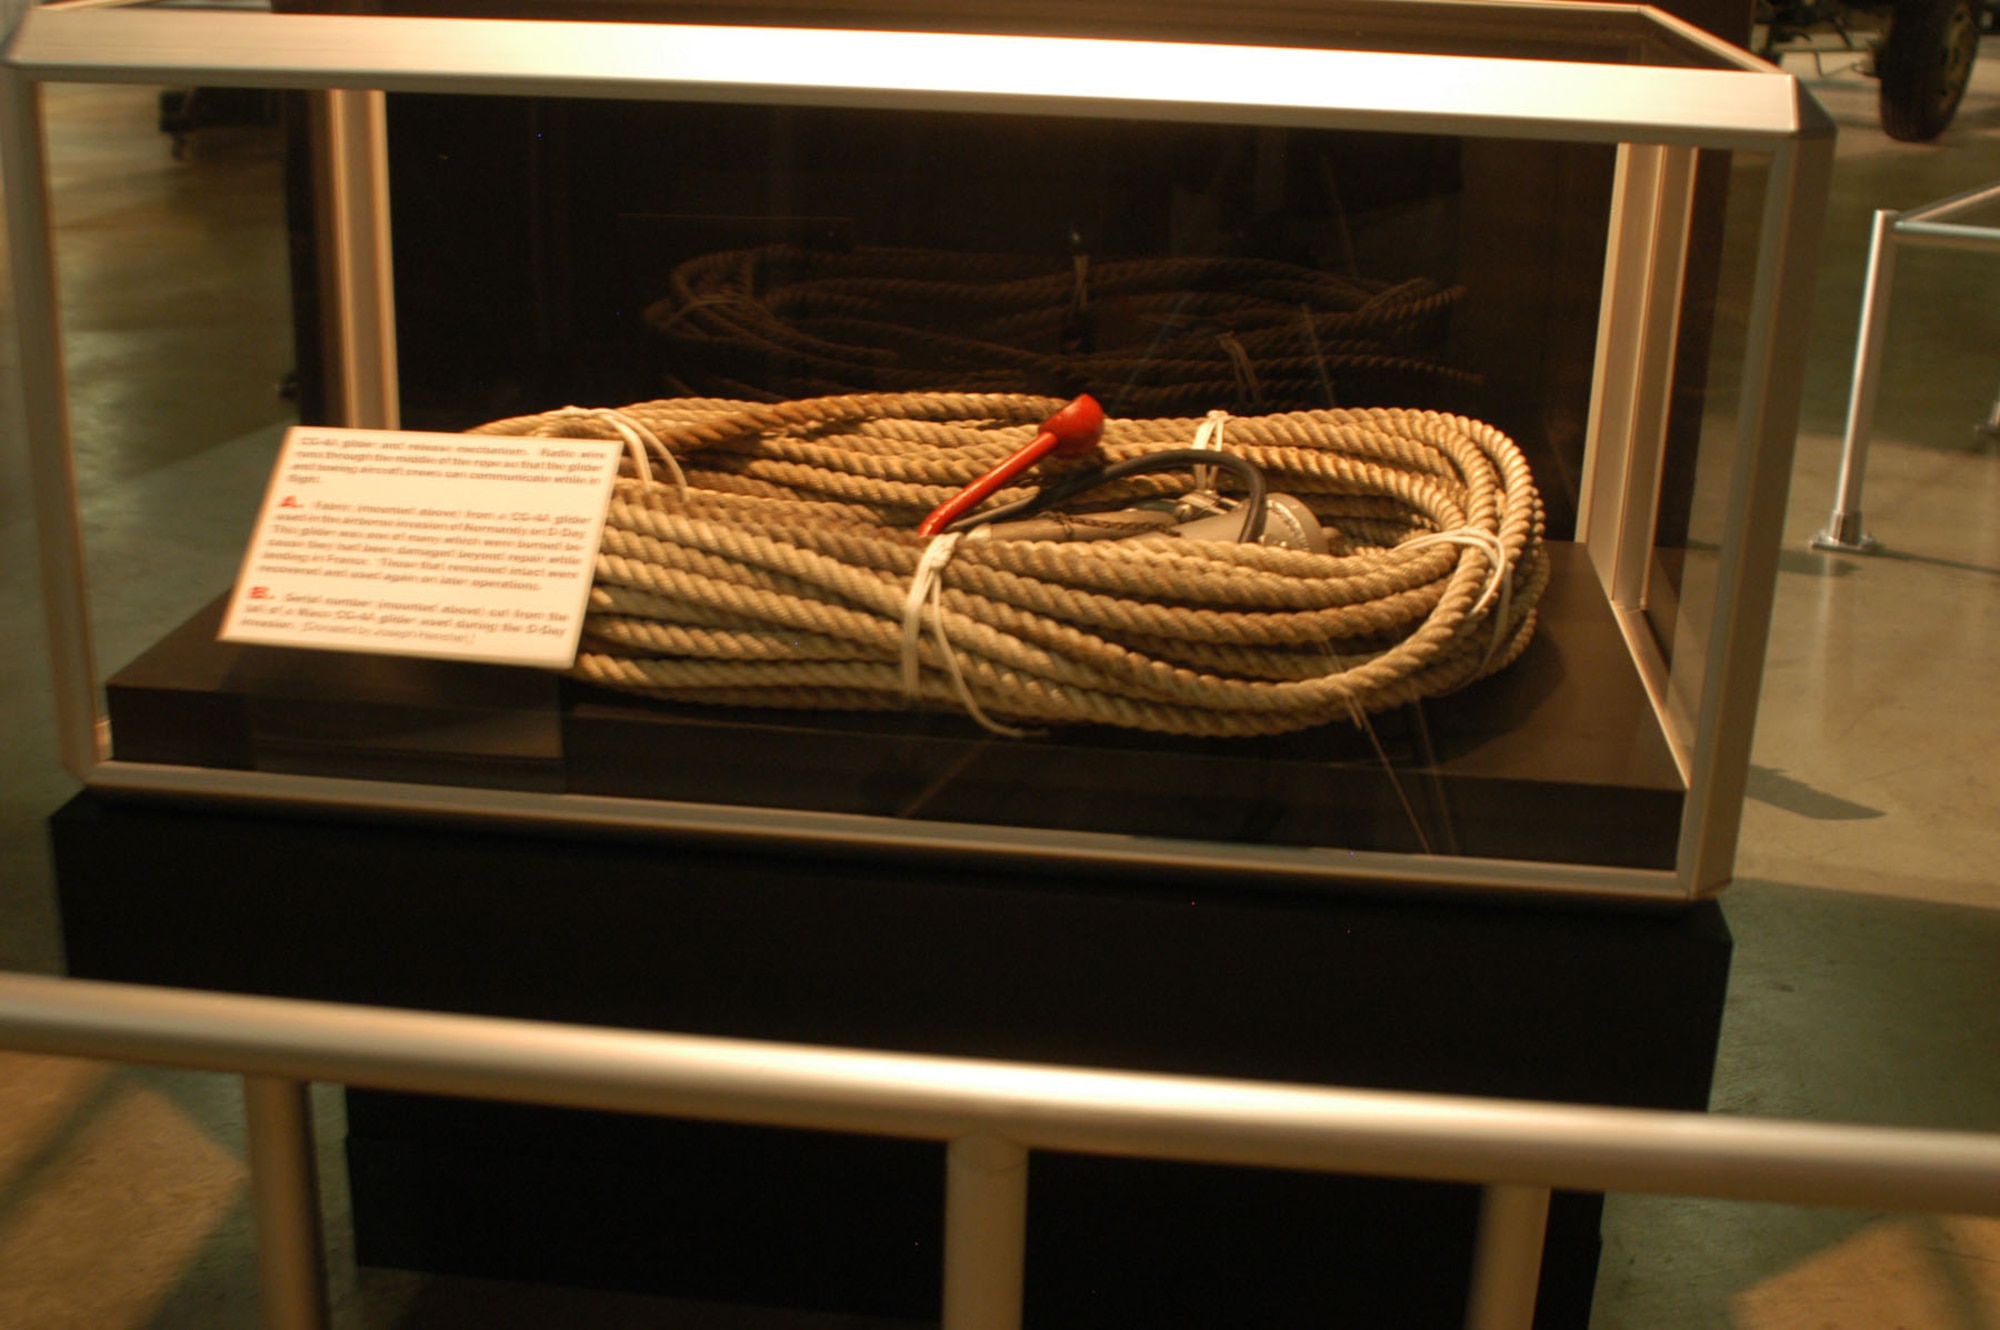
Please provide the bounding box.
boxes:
[5,7,1826,149]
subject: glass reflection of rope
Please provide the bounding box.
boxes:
[645,246,1475,415]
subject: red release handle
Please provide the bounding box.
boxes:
[915,394,1106,538]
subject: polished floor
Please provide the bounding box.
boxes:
[2,43,1999,1330]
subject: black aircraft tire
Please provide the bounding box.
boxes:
[1879,0,1982,141]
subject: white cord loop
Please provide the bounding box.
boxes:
[1190,409,1229,494]
[550,406,690,500]
[900,533,959,702]
[1217,332,1264,410]
[1398,527,1515,669]
[899,532,1034,737]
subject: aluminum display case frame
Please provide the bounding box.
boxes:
[2,0,1833,905]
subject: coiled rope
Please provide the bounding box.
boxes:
[471,391,1546,738]
[646,246,1473,414]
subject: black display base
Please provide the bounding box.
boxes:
[51,793,1730,1327]
[105,540,1685,869]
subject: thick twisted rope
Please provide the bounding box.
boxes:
[472,392,1545,737]
[645,246,1473,413]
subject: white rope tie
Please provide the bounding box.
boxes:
[646,292,748,336]
[1217,332,1264,410]
[552,406,690,500]
[1190,409,1229,494]
[1300,302,1337,407]
[900,532,1034,738]
[1069,251,1090,318]
[1400,528,1515,669]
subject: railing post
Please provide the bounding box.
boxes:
[1814,207,1900,554]
[942,1131,1029,1330]
[1463,1182,1550,1330]
[242,1076,330,1330]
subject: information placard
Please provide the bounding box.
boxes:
[221,426,624,668]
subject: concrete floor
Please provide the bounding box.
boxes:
[1588,46,2000,1329]
[1,41,1998,1330]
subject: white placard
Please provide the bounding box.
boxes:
[221,426,625,668]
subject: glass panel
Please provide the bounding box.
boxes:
[39,81,298,675]
[91,87,1698,872]
[1647,150,1773,735]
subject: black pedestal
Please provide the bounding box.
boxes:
[52,793,1731,1326]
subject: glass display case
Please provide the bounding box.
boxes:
[3,0,1832,903]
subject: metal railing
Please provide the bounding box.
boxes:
[1814,178,2000,554]
[3,971,1999,1330]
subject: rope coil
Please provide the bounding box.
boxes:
[472,391,1546,738]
